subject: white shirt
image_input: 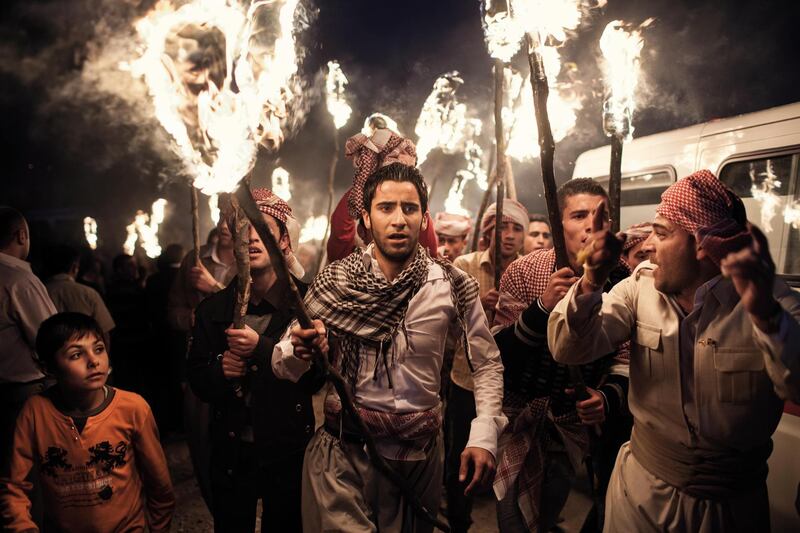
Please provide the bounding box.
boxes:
[0,252,57,383]
[272,246,508,457]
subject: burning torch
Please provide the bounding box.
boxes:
[600,19,651,232]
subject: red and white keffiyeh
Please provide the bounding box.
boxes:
[252,187,293,224]
[622,221,653,252]
[656,170,751,265]
[344,131,417,218]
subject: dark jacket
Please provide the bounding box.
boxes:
[187,277,324,479]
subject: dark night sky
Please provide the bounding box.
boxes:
[2,0,799,264]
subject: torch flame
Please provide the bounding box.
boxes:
[271,166,292,201]
[414,71,468,166]
[481,1,524,62]
[326,60,352,130]
[83,217,98,250]
[128,0,303,195]
[299,215,329,243]
[208,193,220,225]
[504,68,579,161]
[123,199,168,258]
[600,18,653,140]
[443,171,472,217]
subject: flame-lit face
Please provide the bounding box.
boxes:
[624,240,651,270]
[486,221,526,260]
[363,181,427,265]
[247,212,289,271]
[51,332,110,394]
[437,234,468,262]
[562,194,607,272]
[524,221,552,253]
[645,215,703,295]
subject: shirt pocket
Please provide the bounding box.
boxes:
[713,347,765,404]
[633,321,663,382]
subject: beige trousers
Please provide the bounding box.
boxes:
[301,428,443,533]
[605,442,770,532]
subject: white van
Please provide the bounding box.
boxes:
[572,101,800,531]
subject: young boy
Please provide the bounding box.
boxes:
[0,312,175,532]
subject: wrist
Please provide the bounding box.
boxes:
[537,297,552,314]
[753,300,783,333]
[581,275,604,293]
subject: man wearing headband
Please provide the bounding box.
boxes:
[274,163,505,533]
[326,114,439,263]
[621,221,653,270]
[187,188,324,532]
[492,179,630,532]
[443,199,526,532]
[550,170,800,531]
[434,212,472,262]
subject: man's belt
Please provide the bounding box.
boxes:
[630,423,771,500]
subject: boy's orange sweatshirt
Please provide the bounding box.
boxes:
[0,389,175,532]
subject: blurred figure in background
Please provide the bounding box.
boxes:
[168,201,236,511]
[44,244,115,342]
[523,213,553,255]
[621,222,653,270]
[145,243,185,435]
[434,212,472,262]
[105,254,150,393]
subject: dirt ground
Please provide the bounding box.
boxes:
[166,388,592,532]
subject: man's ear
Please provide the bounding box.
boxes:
[362,209,371,231]
[279,231,291,253]
[16,227,28,246]
[421,213,428,232]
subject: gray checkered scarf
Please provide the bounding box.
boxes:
[305,244,479,391]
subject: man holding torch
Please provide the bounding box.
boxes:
[434,212,473,263]
[187,188,324,532]
[491,179,630,532]
[273,162,506,533]
[549,170,800,531]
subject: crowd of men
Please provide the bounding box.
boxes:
[1,121,799,533]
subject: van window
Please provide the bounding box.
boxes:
[597,169,674,206]
[719,152,800,276]
[718,155,792,198]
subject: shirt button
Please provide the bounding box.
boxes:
[295,404,302,412]
[305,424,312,434]
[226,469,233,476]
[228,431,235,438]
[250,365,258,372]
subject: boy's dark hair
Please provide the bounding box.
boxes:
[556,178,609,216]
[528,213,551,227]
[0,206,26,249]
[36,312,106,370]
[362,163,429,215]
[44,245,80,277]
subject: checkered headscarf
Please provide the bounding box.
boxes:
[305,245,479,391]
[656,170,750,265]
[622,222,653,252]
[344,132,417,218]
[252,188,293,224]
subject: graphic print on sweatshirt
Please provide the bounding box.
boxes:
[39,440,128,507]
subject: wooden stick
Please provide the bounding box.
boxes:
[228,195,252,399]
[526,34,568,270]
[191,185,201,266]
[608,135,624,234]
[493,59,507,290]
[469,151,496,253]
[234,184,450,532]
[526,35,588,396]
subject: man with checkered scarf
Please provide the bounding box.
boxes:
[550,170,800,531]
[492,178,631,533]
[272,163,506,533]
